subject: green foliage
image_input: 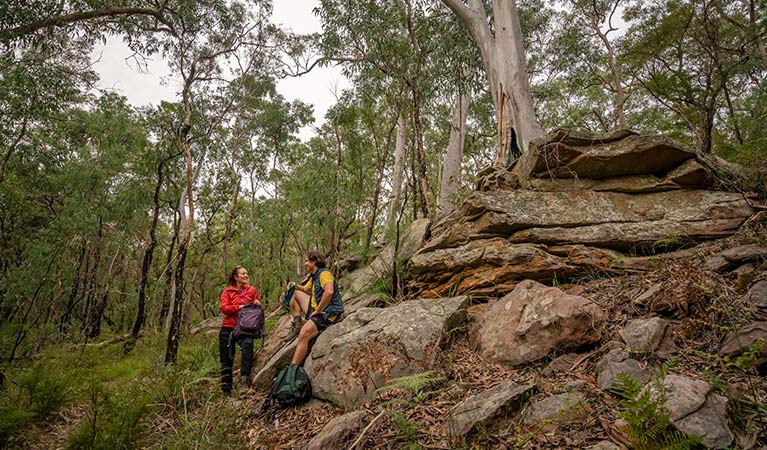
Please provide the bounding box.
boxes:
[377,371,447,405]
[611,373,701,450]
[384,409,422,450]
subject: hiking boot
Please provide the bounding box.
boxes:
[287,317,302,341]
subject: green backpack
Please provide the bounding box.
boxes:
[264,364,312,409]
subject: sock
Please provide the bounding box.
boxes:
[293,315,301,324]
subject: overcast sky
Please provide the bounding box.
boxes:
[89,0,348,140]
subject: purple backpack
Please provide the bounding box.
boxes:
[234,303,265,338]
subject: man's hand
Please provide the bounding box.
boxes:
[287,281,296,290]
[310,309,324,317]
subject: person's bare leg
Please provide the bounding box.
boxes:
[292,320,319,365]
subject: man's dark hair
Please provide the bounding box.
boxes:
[306,250,326,269]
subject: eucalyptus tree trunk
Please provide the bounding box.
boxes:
[404,0,433,221]
[165,90,195,365]
[131,159,166,340]
[437,92,470,218]
[60,241,86,333]
[363,115,392,257]
[584,0,627,128]
[441,0,543,167]
[385,113,407,238]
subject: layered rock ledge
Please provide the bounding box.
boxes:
[411,130,754,297]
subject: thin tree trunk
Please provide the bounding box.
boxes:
[131,159,166,340]
[411,87,432,221]
[165,92,195,365]
[60,241,87,333]
[84,248,120,339]
[437,92,470,218]
[385,113,407,238]
[330,120,343,261]
[81,218,103,336]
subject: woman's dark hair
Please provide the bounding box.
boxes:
[227,265,245,286]
[306,250,326,269]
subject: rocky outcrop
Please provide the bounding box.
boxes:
[410,130,754,297]
[472,280,604,367]
[305,296,469,408]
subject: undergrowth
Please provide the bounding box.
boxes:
[0,332,246,449]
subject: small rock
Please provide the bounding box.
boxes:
[586,441,620,450]
[595,348,650,391]
[746,280,767,309]
[719,321,767,367]
[521,392,589,431]
[721,245,767,263]
[305,410,369,450]
[656,375,733,449]
[734,264,756,291]
[443,380,537,437]
[704,255,732,273]
[633,283,663,307]
[542,353,578,376]
[620,317,668,355]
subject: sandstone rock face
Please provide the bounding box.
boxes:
[305,410,369,450]
[442,380,536,437]
[513,129,696,180]
[472,280,604,367]
[595,348,650,390]
[410,130,754,297]
[305,296,469,408]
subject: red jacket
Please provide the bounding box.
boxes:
[220,285,261,328]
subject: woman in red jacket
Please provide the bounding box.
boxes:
[219,265,260,395]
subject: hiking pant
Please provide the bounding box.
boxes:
[218,327,255,393]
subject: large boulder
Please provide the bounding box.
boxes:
[305,296,470,408]
[472,280,604,367]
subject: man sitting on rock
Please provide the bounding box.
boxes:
[285,250,344,365]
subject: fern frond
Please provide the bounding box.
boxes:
[375,371,446,396]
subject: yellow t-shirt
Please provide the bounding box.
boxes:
[304,271,335,309]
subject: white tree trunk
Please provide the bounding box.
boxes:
[437,92,469,218]
[442,0,543,168]
[385,113,407,236]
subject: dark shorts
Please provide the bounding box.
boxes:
[306,309,339,333]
